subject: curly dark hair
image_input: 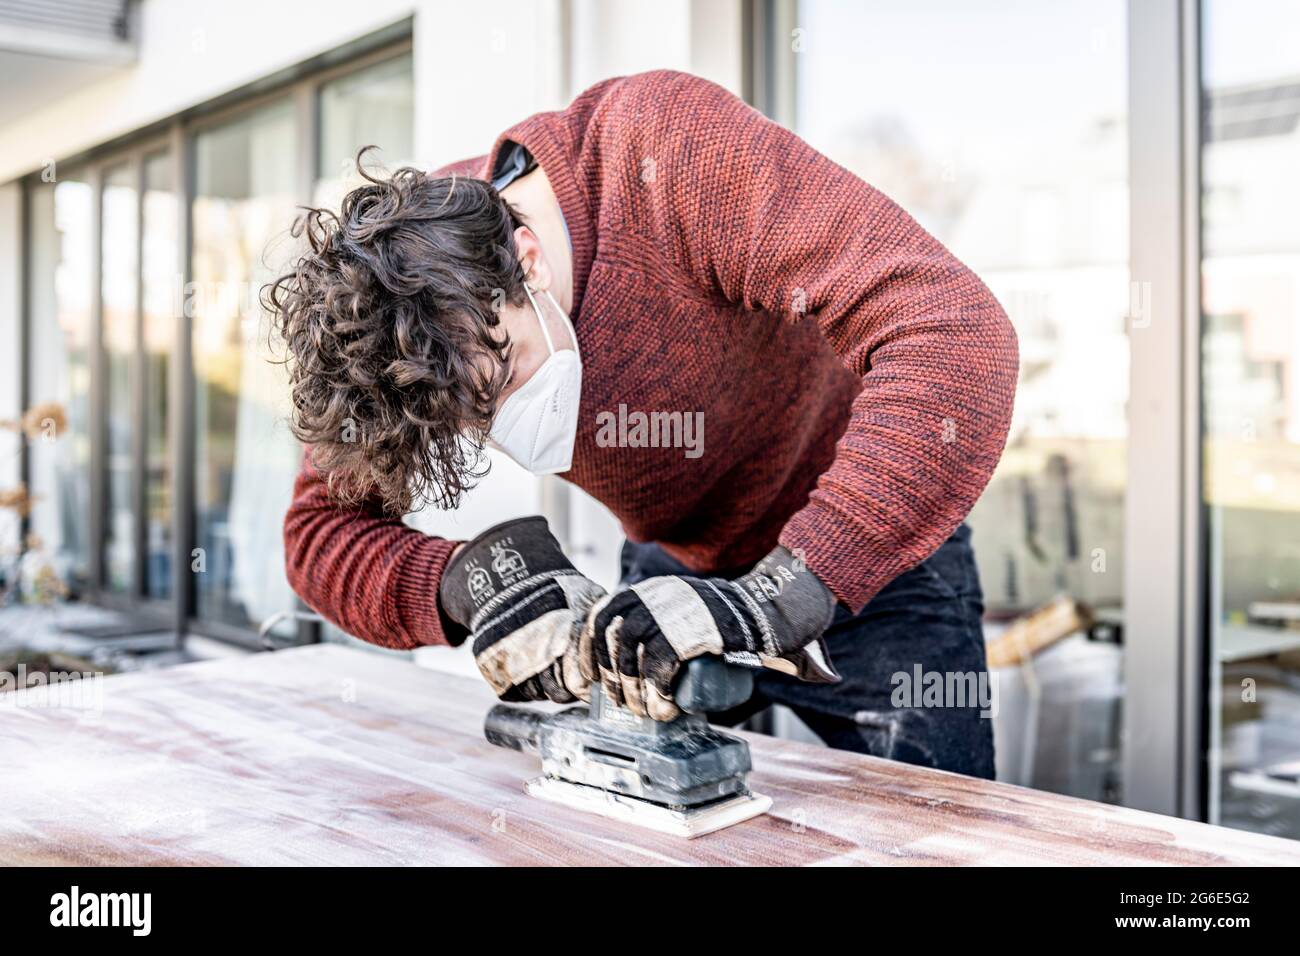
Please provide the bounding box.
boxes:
[264,150,528,514]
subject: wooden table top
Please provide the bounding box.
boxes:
[3,644,1297,866]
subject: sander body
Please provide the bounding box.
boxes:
[484,658,771,838]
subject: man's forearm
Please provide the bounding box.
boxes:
[283,453,465,649]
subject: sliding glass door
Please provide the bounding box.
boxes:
[22,44,412,644]
[142,152,177,601]
[101,162,139,594]
[26,173,95,592]
[1202,0,1300,839]
[315,52,414,205]
[186,51,415,638]
[191,100,300,633]
[788,0,1129,802]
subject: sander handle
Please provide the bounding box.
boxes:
[483,657,755,751]
[675,656,753,715]
[484,703,546,753]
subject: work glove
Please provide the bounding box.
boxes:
[439,516,603,704]
[581,546,839,721]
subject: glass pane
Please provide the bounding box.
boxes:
[1202,0,1300,839]
[192,100,300,631]
[314,53,415,649]
[102,163,139,593]
[315,53,414,207]
[26,174,94,590]
[794,0,1128,801]
[143,151,177,600]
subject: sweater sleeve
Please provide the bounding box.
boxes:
[283,451,467,649]
[606,71,1018,612]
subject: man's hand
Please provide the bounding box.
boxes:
[439,517,603,704]
[581,546,839,720]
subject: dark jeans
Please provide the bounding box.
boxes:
[619,524,995,779]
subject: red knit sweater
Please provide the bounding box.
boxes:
[284,70,1018,650]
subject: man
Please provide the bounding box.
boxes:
[270,71,1017,778]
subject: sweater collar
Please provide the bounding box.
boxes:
[485,118,595,320]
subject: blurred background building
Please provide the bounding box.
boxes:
[1,0,1298,840]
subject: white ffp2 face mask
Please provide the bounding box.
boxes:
[487,284,582,475]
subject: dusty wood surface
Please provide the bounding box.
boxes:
[2,644,1297,866]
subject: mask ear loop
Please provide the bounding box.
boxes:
[522,281,558,357]
[543,289,580,357]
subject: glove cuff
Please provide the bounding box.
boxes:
[740,545,839,682]
[438,516,575,627]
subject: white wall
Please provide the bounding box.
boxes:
[412,0,566,169]
[569,0,743,96]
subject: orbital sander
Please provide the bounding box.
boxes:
[485,657,770,838]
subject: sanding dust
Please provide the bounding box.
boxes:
[525,777,771,839]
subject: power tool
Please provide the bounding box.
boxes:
[484,657,771,838]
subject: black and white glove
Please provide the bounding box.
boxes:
[581,546,839,721]
[439,517,604,704]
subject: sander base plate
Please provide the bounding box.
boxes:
[525,777,772,839]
